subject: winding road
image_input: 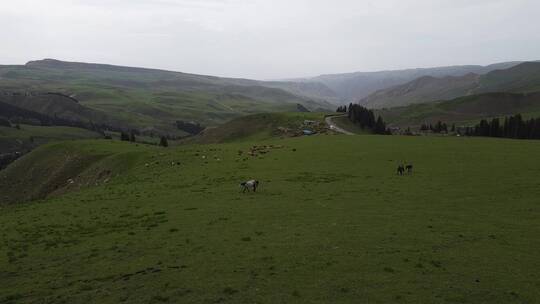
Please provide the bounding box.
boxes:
[325,115,355,135]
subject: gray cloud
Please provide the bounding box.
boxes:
[1,0,539,79]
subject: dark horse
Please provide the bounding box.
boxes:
[406,164,413,175]
[397,165,405,176]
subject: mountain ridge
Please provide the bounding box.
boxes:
[0,59,336,135]
[377,91,540,127]
[360,62,540,109]
[291,61,525,101]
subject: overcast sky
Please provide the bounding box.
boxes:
[1,0,539,79]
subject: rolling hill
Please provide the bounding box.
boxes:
[0,92,116,127]
[294,61,523,102]
[377,91,540,127]
[361,73,480,109]
[0,124,103,170]
[360,62,540,109]
[0,139,146,204]
[0,59,334,135]
[189,112,329,144]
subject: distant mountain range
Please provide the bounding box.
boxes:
[3,58,540,136]
[291,61,524,103]
[360,62,540,108]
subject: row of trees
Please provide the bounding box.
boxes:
[0,117,20,130]
[345,104,389,134]
[420,121,456,133]
[176,120,204,135]
[417,114,540,140]
[120,131,137,142]
[336,105,347,113]
[0,117,11,127]
[466,114,540,139]
[119,131,169,146]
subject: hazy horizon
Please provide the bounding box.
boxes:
[2,0,540,80]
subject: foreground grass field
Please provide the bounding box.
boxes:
[1,135,540,303]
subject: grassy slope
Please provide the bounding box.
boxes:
[190,112,327,144]
[476,62,540,93]
[362,62,540,109]
[0,60,333,134]
[1,136,540,303]
[306,62,523,101]
[0,94,113,126]
[378,91,540,128]
[0,124,101,153]
[329,115,371,134]
[0,140,148,203]
[362,74,480,109]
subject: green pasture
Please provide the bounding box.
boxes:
[1,135,539,303]
[0,125,101,153]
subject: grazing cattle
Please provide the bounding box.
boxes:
[406,164,413,175]
[240,180,260,193]
[397,165,405,176]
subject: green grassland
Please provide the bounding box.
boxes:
[477,62,540,93]
[377,91,540,128]
[0,124,102,153]
[0,60,334,135]
[362,62,540,109]
[65,87,316,132]
[1,133,540,303]
[329,115,371,134]
[191,112,328,144]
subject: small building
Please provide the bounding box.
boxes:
[303,120,318,126]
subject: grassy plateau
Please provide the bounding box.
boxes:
[1,132,539,303]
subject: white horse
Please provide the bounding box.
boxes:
[240,180,259,193]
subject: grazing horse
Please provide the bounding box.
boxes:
[406,164,413,175]
[397,165,405,176]
[240,180,260,193]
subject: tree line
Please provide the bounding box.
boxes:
[465,114,540,139]
[420,121,456,133]
[119,131,169,147]
[416,114,540,139]
[339,104,389,134]
[176,120,204,135]
[336,105,347,113]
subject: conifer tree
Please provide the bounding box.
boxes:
[159,136,169,147]
[374,116,386,134]
[120,132,130,141]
